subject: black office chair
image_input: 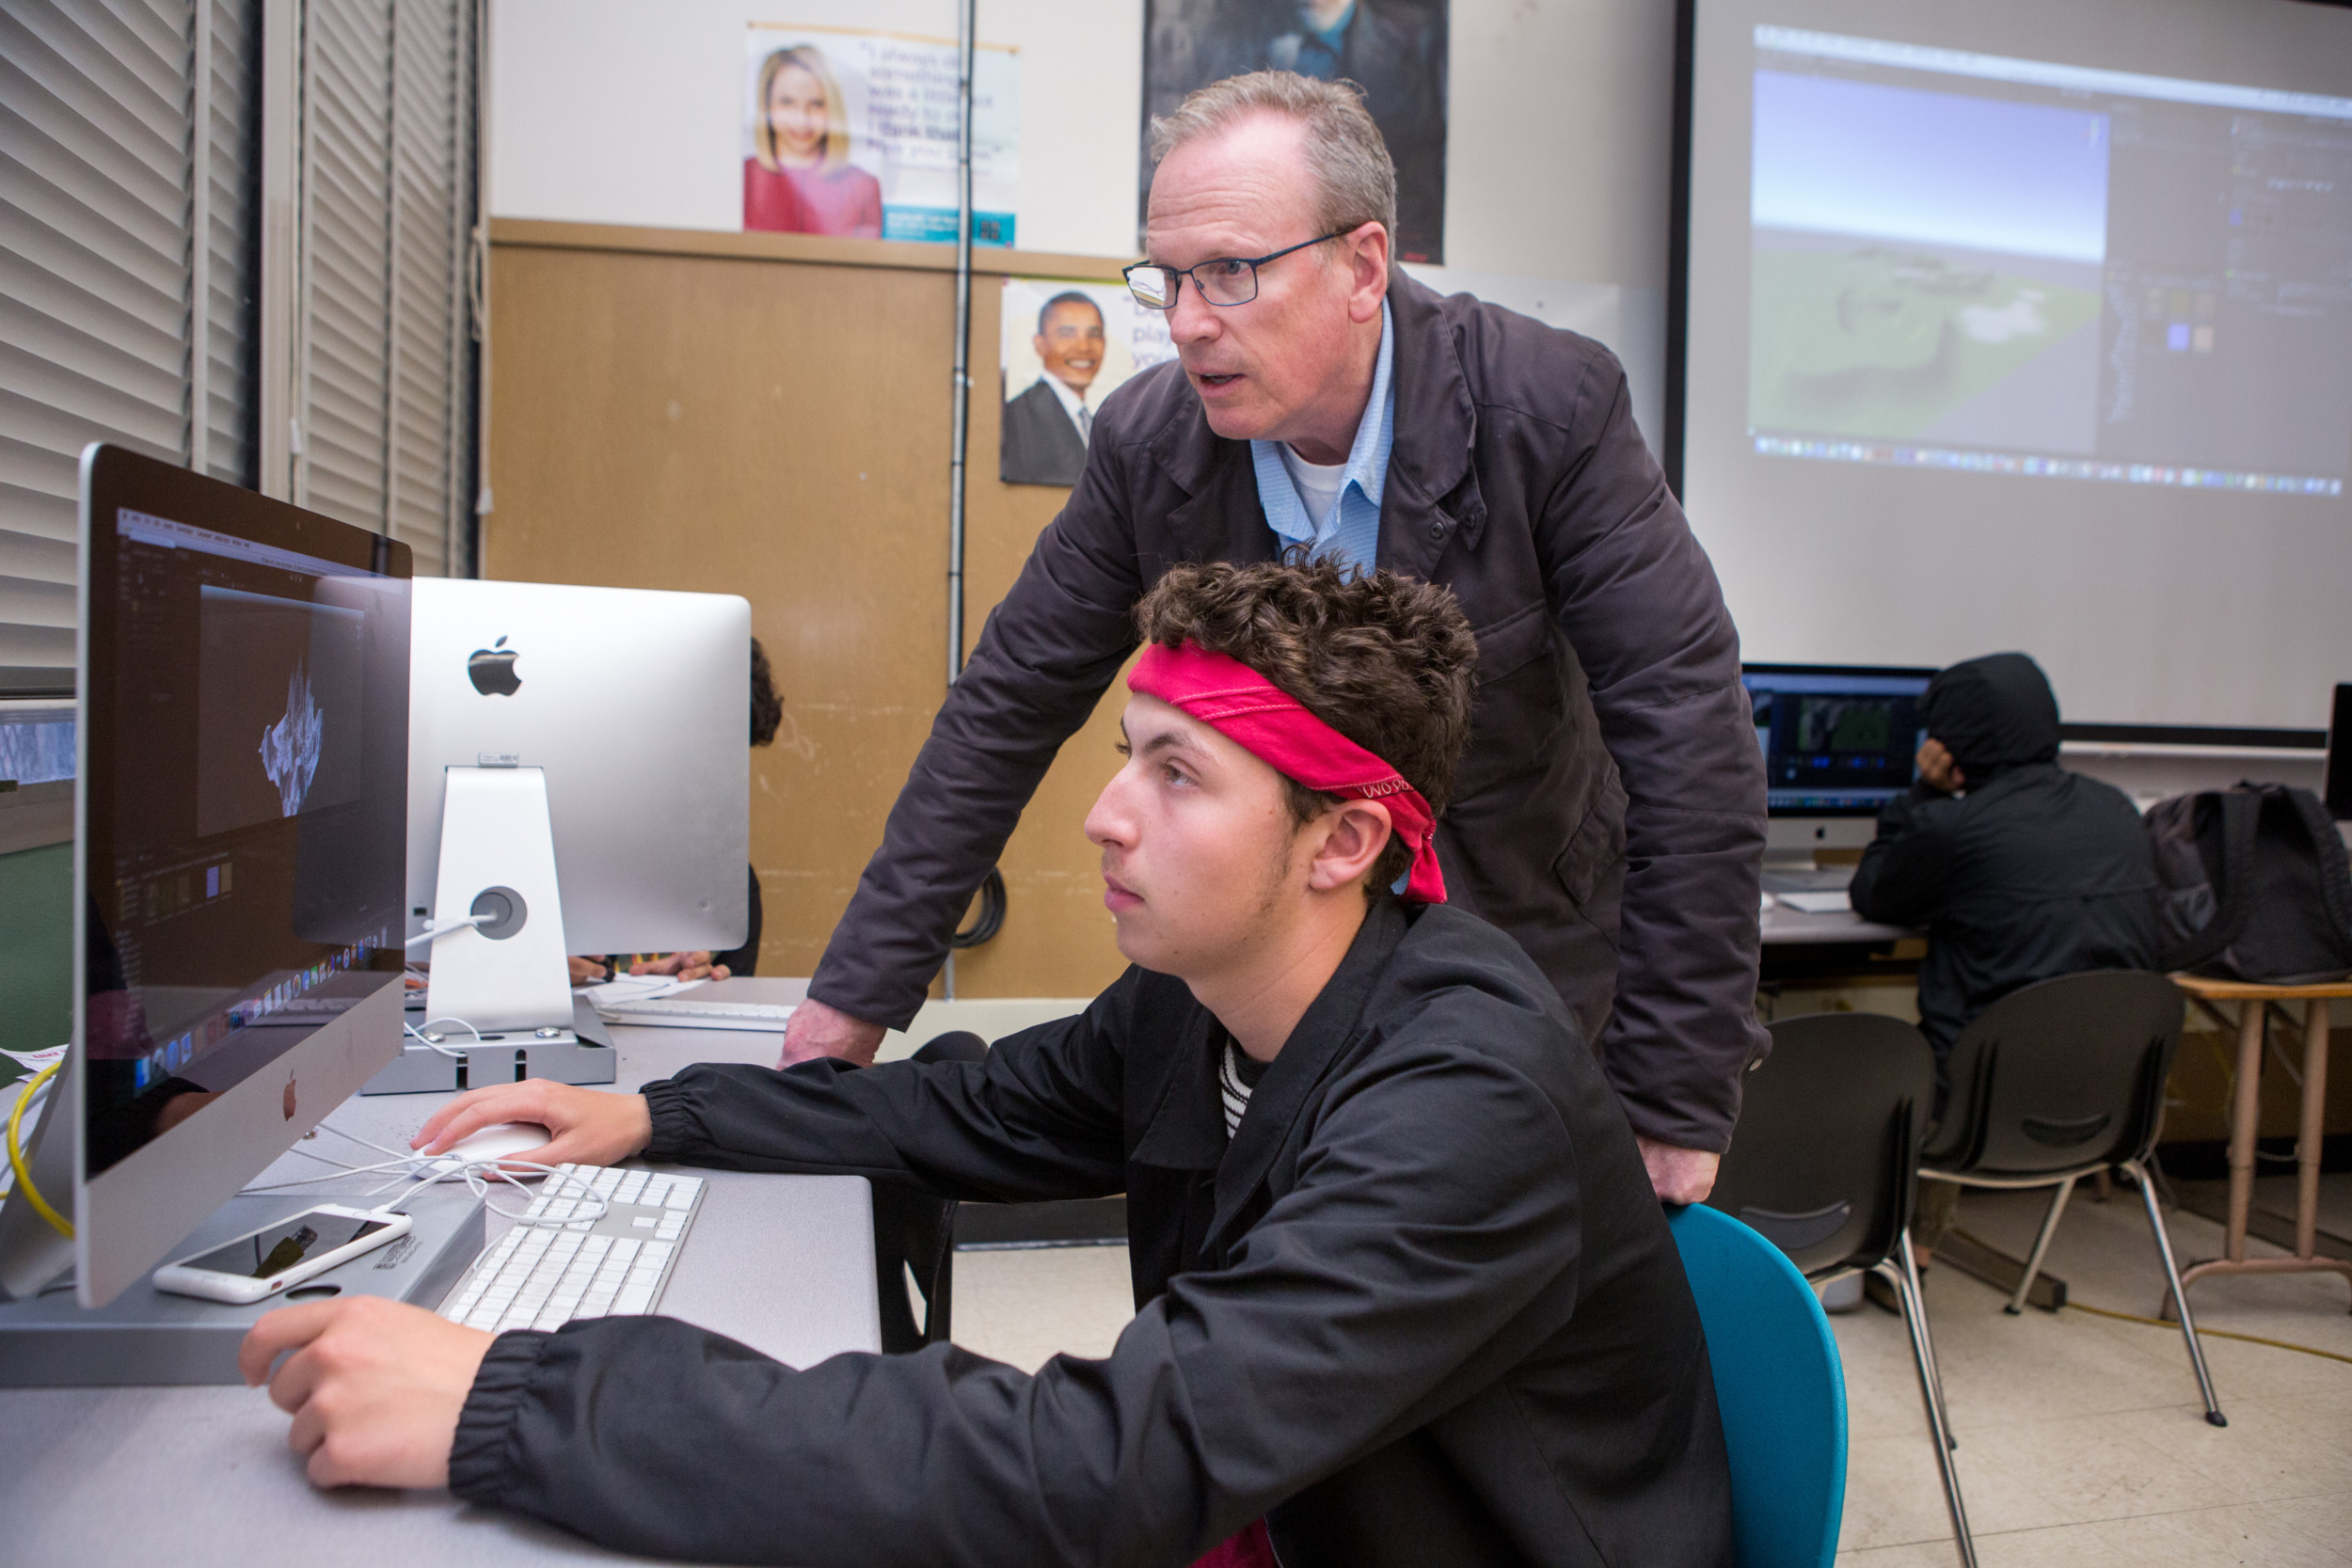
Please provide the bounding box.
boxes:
[1711,1011,1976,1568]
[1918,970,2225,1426]
[871,1030,988,1354]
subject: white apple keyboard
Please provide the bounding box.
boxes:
[592,997,798,1031]
[437,1164,706,1333]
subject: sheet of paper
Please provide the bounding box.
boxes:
[577,974,707,1005]
[1776,890,1852,915]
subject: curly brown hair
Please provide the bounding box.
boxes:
[1133,558,1477,891]
[750,637,783,748]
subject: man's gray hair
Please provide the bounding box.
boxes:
[1148,71,1397,239]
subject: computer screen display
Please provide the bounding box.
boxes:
[1743,663,1935,815]
[83,471,409,1182]
[1678,0,2352,732]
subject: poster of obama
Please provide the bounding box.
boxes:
[998,280,1176,487]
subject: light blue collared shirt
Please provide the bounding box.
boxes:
[1250,299,1393,573]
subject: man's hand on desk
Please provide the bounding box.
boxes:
[1637,1137,1721,1205]
[413,1079,654,1170]
[778,996,885,1069]
[239,1295,489,1489]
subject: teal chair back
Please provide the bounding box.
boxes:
[1669,1202,1848,1568]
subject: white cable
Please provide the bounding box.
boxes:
[274,1123,612,1231]
[403,914,487,947]
[404,1016,482,1059]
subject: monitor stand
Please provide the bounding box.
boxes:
[372,766,616,1095]
[0,1179,485,1386]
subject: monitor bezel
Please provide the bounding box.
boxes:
[1741,659,1939,818]
[70,444,412,1308]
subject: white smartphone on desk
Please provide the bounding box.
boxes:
[151,1204,412,1305]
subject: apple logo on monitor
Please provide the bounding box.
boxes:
[468,636,521,697]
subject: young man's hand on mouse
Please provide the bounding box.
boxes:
[412,1080,653,1170]
[240,1295,491,1489]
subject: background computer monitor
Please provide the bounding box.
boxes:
[2328,683,2352,821]
[0,445,412,1308]
[1742,662,1936,855]
[405,578,750,958]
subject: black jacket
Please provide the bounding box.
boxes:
[815,268,1769,1153]
[999,376,1089,487]
[450,900,1733,1567]
[1850,655,2159,1053]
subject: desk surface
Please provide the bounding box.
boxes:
[0,1017,881,1568]
[1759,899,1920,946]
[2171,974,2352,1001]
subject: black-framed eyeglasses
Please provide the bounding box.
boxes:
[1123,230,1353,310]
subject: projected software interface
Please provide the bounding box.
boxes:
[86,510,407,1178]
[1747,26,2352,495]
[1745,668,1931,813]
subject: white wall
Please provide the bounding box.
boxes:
[486,0,1679,431]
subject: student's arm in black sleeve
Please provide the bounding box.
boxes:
[1848,789,1962,928]
[449,1007,1582,1568]
[637,973,1139,1205]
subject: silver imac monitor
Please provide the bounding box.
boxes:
[405,578,750,958]
[0,445,412,1308]
[1742,662,1936,859]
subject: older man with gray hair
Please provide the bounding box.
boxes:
[787,71,1769,1202]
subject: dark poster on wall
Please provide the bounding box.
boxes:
[1141,1,1449,264]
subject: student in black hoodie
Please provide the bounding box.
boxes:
[1850,653,2160,1259]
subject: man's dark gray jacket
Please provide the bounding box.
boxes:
[816,270,1769,1151]
[451,899,1735,1566]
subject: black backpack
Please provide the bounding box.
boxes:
[2147,783,2352,984]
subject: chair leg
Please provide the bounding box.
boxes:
[1895,1233,1956,1450]
[1882,1235,1978,1568]
[2008,1176,2077,1316]
[2123,1158,2226,1427]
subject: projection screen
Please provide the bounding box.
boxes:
[1676,0,2352,732]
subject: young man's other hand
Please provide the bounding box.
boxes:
[239,1296,491,1489]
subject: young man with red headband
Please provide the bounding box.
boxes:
[239,561,1733,1567]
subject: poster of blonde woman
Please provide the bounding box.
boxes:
[744,24,1019,245]
[998,279,1177,486]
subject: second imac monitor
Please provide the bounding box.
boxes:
[1743,663,1935,857]
[407,579,752,962]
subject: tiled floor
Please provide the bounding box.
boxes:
[949,1178,2352,1565]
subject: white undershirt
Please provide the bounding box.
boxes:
[1278,442,1347,535]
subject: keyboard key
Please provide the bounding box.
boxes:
[438,1160,703,1333]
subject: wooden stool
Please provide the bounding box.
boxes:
[2171,974,2352,1306]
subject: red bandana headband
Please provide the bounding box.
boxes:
[1127,641,1447,903]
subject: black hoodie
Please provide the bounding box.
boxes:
[1850,654,2158,1059]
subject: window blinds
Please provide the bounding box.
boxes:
[0,0,256,695]
[294,0,473,579]
[0,0,474,698]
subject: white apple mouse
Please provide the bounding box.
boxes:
[416,1120,554,1180]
